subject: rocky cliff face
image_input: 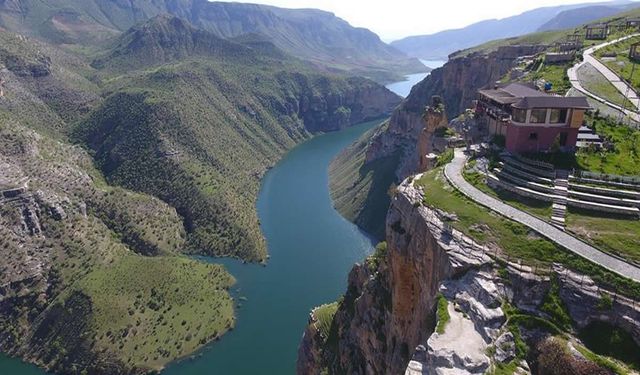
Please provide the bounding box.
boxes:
[365,47,544,180]
[299,177,640,374]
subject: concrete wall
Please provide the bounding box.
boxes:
[506,125,578,153]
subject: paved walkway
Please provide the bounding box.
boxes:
[444,149,640,283]
[568,34,640,122]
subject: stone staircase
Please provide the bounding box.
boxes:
[551,170,569,229]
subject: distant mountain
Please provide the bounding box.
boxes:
[92,15,257,69]
[391,1,639,60]
[537,3,640,31]
[0,0,424,82]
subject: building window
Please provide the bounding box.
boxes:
[513,108,527,123]
[550,108,568,124]
[530,109,547,123]
[529,132,538,140]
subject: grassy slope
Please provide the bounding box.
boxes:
[416,168,640,299]
[77,256,234,370]
[595,34,640,91]
[0,121,234,373]
[329,121,400,239]
[75,26,397,260]
[578,62,635,108]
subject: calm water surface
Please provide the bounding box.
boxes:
[385,59,446,98]
[1,73,434,374]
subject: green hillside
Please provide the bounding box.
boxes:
[71,16,399,261]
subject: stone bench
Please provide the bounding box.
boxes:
[567,198,640,216]
[503,157,556,179]
[494,168,555,195]
[570,176,640,192]
[501,162,554,186]
[569,190,640,208]
[487,174,557,203]
[570,183,640,200]
[512,154,555,171]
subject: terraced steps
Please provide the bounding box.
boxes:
[493,168,555,194]
[502,156,556,179]
[551,170,569,229]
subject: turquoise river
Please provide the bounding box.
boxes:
[0,61,445,374]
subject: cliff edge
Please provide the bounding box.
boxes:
[300,175,640,374]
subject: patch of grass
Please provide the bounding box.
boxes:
[595,35,640,91]
[434,126,457,138]
[530,61,573,94]
[435,148,454,167]
[578,63,635,109]
[597,293,613,310]
[566,207,640,264]
[579,321,640,370]
[435,294,450,334]
[574,343,630,375]
[540,277,573,330]
[490,361,519,375]
[416,168,640,300]
[75,255,235,371]
[576,115,640,175]
[313,302,339,341]
[366,242,388,271]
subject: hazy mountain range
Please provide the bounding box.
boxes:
[391,0,640,60]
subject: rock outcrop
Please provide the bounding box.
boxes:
[299,176,640,374]
[417,96,448,172]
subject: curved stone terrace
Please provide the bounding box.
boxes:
[445,148,640,283]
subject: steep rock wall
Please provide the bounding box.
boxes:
[300,177,640,374]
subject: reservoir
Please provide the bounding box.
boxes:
[385,59,446,98]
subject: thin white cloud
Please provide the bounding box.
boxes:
[229,0,628,41]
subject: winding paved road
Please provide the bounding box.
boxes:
[444,149,640,283]
[568,34,640,122]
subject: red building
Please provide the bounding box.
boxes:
[476,83,590,154]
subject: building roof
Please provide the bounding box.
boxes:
[478,83,545,105]
[479,83,590,109]
[513,96,590,110]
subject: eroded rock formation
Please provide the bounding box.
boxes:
[417,96,448,172]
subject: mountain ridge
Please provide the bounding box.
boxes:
[391,1,640,60]
[0,0,425,83]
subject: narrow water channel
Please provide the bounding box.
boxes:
[0,66,440,374]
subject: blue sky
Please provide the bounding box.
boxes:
[233,0,624,41]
